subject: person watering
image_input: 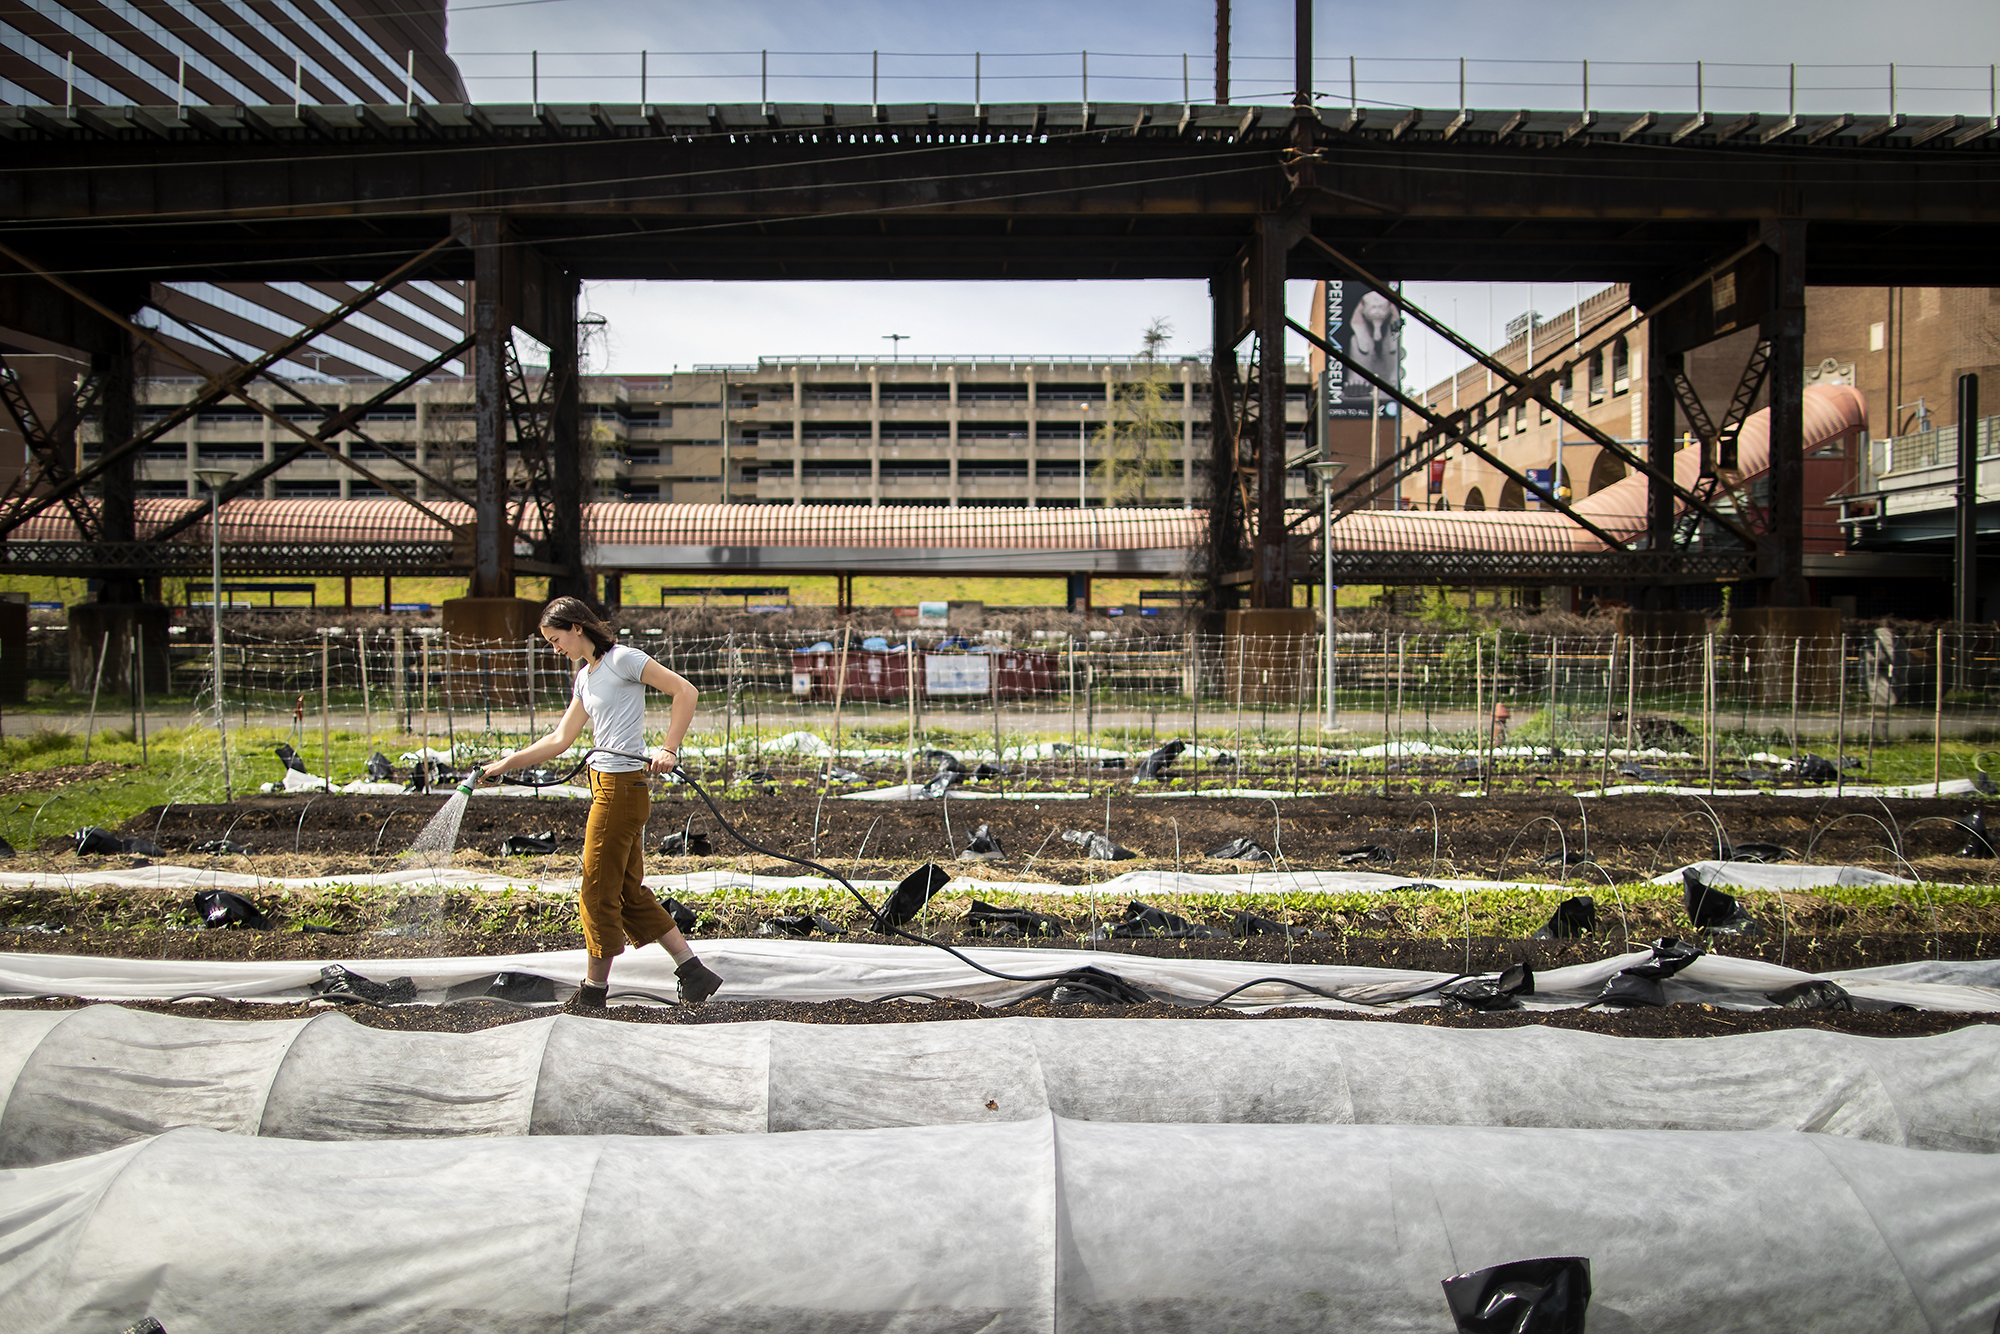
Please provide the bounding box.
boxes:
[479,596,724,1010]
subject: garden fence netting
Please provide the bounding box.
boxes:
[127,624,2000,793]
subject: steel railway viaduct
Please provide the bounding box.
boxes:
[4,43,1999,643]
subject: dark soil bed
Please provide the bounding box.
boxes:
[0,994,1988,1040]
[0,788,1965,980]
[0,761,134,798]
[115,788,2000,884]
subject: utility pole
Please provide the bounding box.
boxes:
[1957,374,1982,647]
[1214,0,1230,105]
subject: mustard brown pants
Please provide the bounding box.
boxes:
[579,768,674,959]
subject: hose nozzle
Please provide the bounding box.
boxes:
[455,776,478,797]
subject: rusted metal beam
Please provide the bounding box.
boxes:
[0,235,454,537]
[139,338,475,547]
[8,124,2000,291]
[1765,219,1808,603]
[470,215,511,598]
[546,278,589,601]
[95,337,138,602]
[1644,328,1677,577]
[1287,317,1629,551]
[1205,262,1243,608]
[1303,234,1759,546]
[1252,214,1291,608]
[171,320,476,508]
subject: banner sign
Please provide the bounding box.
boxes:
[1322,280,1404,420]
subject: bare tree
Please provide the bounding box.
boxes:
[1096,318,1182,506]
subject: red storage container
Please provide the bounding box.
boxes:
[789,646,913,701]
[991,648,1058,697]
[845,647,913,701]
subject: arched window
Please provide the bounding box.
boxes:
[1588,449,1629,497]
[1498,479,1525,510]
[1611,337,1630,394]
[1462,486,1486,511]
[1588,350,1606,403]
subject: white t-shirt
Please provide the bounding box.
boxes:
[573,644,651,772]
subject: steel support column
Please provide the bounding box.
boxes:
[94,334,138,605]
[1207,270,1242,609]
[1645,322,1681,608]
[1957,372,1981,629]
[547,277,589,602]
[1253,214,1290,608]
[1764,220,1807,605]
[470,216,511,599]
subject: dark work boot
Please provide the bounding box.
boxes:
[563,982,609,1013]
[676,956,723,1005]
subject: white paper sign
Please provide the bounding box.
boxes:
[791,671,813,696]
[925,654,990,696]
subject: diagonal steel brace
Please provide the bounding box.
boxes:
[140,337,476,547]
[1303,234,1760,547]
[1287,317,1629,550]
[0,235,454,537]
[172,319,476,509]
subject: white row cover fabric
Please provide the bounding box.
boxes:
[3,1119,1997,1333]
[1648,861,1914,889]
[0,861,1940,899]
[843,784,1096,801]
[0,1007,1995,1169]
[1582,776,1989,799]
[3,938,1997,1011]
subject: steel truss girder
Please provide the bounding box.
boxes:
[1286,316,1630,550]
[1302,235,1759,548]
[0,236,456,540]
[0,350,102,539]
[1671,339,1772,478]
[1311,301,1634,521]
[0,540,453,576]
[168,320,476,510]
[1324,548,1757,586]
[501,339,562,555]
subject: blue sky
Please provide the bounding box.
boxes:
[450,0,2000,378]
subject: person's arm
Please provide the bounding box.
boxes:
[481,693,587,781]
[639,657,697,772]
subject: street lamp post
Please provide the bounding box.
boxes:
[193,468,235,800]
[1309,460,1347,731]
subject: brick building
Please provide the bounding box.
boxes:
[1387,283,2000,523]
